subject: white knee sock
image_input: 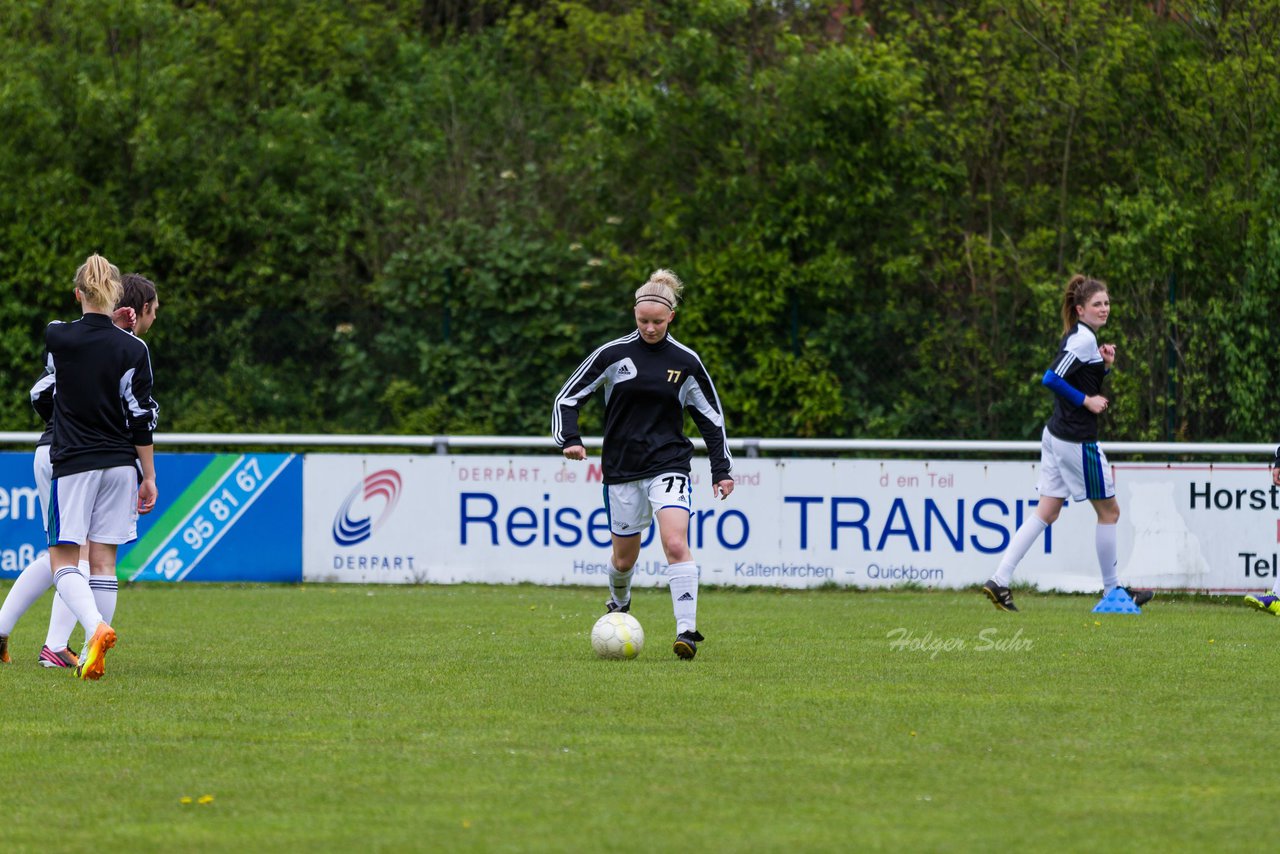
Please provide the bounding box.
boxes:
[0,552,53,636]
[667,561,699,634]
[45,560,88,650]
[89,575,118,625]
[1097,523,1119,591]
[992,516,1048,587]
[607,558,633,608]
[52,566,104,633]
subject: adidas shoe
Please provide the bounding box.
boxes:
[1244,593,1280,616]
[38,645,79,669]
[982,580,1018,612]
[74,622,117,681]
[673,629,704,660]
[1123,587,1154,608]
[0,633,9,664]
[605,599,630,614]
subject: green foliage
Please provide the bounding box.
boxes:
[2,0,1280,443]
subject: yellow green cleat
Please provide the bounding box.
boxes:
[1244,594,1280,616]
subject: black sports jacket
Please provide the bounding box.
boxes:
[553,331,731,485]
[37,313,159,478]
[1045,321,1108,443]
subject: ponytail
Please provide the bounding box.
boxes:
[74,254,123,311]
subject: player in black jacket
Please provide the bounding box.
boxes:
[44,273,159,661]
[981,274,1152,612]
[20,255,156,679]
[554,269,733,660]
[0,277,152,669]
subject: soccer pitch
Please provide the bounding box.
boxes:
[1,582,1274,852]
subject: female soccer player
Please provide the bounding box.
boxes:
[32,255,157,679]
[553,269,734,659]
[41,274,160,664]
[0,274,156,668]
[1243,445,1280,614]
[982,274,1153,612]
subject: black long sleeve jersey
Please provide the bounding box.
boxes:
[38,313,159,479]
[553,331,732,485]
[1045,321,1107,443]
[29,368,54,448]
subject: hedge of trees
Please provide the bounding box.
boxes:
[2,1,1278,443]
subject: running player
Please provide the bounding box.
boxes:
[553,269,734,659]
[982,274,1153,612]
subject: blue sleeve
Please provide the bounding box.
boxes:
[1041,370,1086,407]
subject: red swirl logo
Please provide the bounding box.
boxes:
[332,469,402,546]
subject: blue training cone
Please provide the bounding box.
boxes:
[1092,586,1142,614]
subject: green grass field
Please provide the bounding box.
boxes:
[1,582,1275,852]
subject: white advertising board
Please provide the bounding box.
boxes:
[303,454,1279,593]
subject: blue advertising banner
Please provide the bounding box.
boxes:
[0,451,302,583]
[0,453,43,577]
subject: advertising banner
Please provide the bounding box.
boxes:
[9,450,1270,591]
[1113,462,1279,594]
[304,453,1279,593]
[0,453,43,577]
[0,451,302,583]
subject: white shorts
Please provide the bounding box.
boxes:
[1037,426,1114,502]
[605,472,694,537]
[34,444,52,533]
[48,466,140,546]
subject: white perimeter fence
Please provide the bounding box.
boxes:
[2,433,1275,594]
[1,431,1275,457]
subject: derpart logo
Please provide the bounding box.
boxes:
[333,469,403,546]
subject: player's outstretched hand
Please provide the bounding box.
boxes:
[714,479,735,500]
[562,445,587,461]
